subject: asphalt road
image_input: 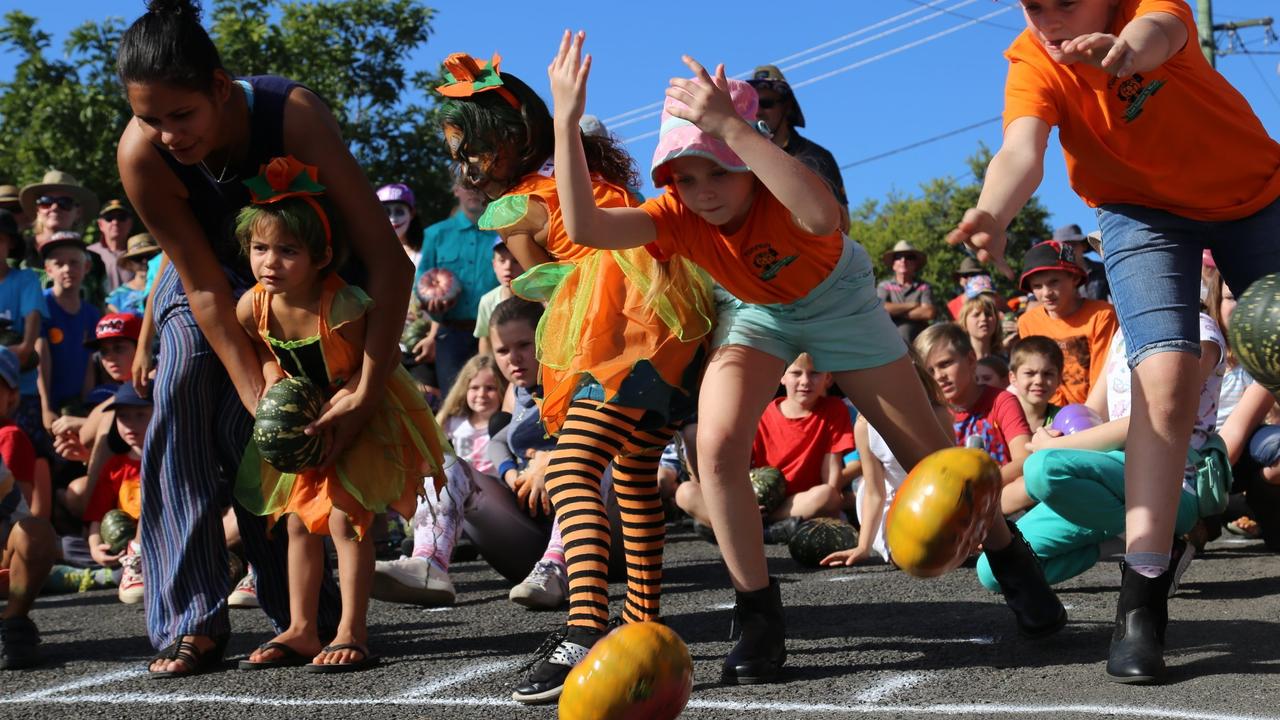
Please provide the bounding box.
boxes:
[3,528,1279,720]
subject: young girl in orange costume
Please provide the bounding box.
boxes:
[436,53,712,704]
[231,157,448,674]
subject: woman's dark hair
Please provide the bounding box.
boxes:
[403,214,424,253]
[439,71,639,193]
[118,0,227,93]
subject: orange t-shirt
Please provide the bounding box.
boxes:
[1003,0,1280,221]
[639,188,843,305]
[1018,299,1118,406]
[83,454,142,523]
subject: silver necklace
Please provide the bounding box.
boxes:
[199,152,239,184]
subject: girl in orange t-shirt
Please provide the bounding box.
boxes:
[549,31,1065,685]
[434,52,712,704]
[947,0,1280,684]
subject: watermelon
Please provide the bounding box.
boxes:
[1229,273,1280,396]
[749,466,786,514]
[99,509,137,555]
[788,517,859,568]
[252,376,328,473]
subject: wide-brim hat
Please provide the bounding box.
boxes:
[954,255,985,278]
[1051,223,1087,244]
[1019,240,1087,292]
[0,184,20,209]
[119,232,160,266]
[881,240,927,268]
[747,64,806,128]
[651,78,759,187]
[19,170,99,221]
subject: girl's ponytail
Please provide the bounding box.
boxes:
[118,0,227,93]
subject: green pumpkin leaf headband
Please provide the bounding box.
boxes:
[243,156,331,248]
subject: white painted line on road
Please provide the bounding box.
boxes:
[399,659,519,698]
[963,636,996,645]
[711,602,736,610]
[10,668,145,701]
[854,673,923,703]
[426,607,453,612]
[827,574,868,582]
[7,692,1280,720]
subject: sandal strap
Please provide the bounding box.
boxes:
[319,643,368,659]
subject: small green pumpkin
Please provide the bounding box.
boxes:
[99,508,137,555]
[1229,273,1280,395]
[749,466,787,514]
[252,376,328,473]
[788,517,858,568]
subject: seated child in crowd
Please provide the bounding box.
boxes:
[916,323,1032,488]
[105,233,160,317]
[0,450,56,669]
[1016,240,1117,406]
[1008,336,1065,430]
[435,354,506,478]
[676,353,853,543]
[82,384,151,605]
[976,355,1010,390]
[474,240,524,356]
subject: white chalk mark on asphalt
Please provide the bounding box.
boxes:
[9,668,145,700]
[855,673,923,703]
[399,659,519,698]
[826,574,868,582]
[426,607,453,612]
[711,602,736,610]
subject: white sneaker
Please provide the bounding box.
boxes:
[371,556,455,606]
[118,544,144,605]
[509,559,568,610]
[228,567,259,609]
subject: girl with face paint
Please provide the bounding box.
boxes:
[375,184,423,267]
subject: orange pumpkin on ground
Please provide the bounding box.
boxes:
[559,622,693,720]
[885,447,1002,578]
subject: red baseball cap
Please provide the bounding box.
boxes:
[85,313,142,349]
[1018,240,1086,292]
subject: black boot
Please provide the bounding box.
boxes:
[984,520,1067,638]
[1106,562,1172,684]
[722,577,786,685]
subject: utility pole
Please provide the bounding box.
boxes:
[1198,0,1215,67]
[1197,0,1275,70]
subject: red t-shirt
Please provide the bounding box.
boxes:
[0,420,35,484]
[751,396,854,495]
[83,454,142,523]
[952,386,1031,466]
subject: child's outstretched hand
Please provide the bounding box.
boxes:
[548,30,591,126]
[946,208,1015,279]
[820,545,870,567]
[1060,33,1137,77]
[667,56,746,141]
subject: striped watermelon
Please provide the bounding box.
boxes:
[253,377,328,473]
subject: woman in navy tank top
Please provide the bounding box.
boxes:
[115,0,412,677]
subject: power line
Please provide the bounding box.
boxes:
[839,116,1002,170]
[902,0,1024,32]
[1244,51,1280,110]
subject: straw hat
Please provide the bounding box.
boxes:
[881,240,927,268]
[118,233,160,266]
[0,185,19,210]
[19,170,99,221]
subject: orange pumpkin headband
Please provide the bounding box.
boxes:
[243,156,331,249]
[437,52,521,110]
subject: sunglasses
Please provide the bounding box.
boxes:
[101,212,130,223]
[892,253,918,262]
[37,196,76,211]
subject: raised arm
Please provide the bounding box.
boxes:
[1061,12,1188,78]
[548,30,657,251]
[945,116,1050,279]
[667,56,840,236]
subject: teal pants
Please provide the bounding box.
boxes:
[977,448,1199,592]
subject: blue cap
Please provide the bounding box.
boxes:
[106,382,152,410]
[0,348,17,389]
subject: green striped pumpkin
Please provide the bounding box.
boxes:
[253,376,328,473]
[1229,273,1280,396]
[788,518,858,568]
[99,509,136,555]
[749,466,787,515]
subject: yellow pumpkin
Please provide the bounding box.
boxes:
[885,447,1002,578]
[558,622,693,720]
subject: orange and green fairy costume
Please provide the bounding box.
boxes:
[478,166,714,435]
[232,157,449,538]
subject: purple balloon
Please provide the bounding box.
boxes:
[1051,403,1102,435]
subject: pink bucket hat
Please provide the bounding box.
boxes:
[650,78,760,187]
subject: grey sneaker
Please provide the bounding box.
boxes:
[509,559,568,610]
[372,556,455,606]
[1168,537,1195,598]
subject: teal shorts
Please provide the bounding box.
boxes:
[712,238,907,372]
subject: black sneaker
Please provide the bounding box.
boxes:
[0,616,41,670]
[511,625,605,704]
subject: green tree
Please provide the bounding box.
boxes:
[0,0,454,226]
[849,143,1052,313]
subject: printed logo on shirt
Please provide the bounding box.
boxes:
[1110,74,1166,123]
[1058,335,1091,395]
[746,243,799,281]
[48,327,64,345]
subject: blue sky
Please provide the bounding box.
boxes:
[5,0,1280,233]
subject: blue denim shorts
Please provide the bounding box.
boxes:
[712,238,907,372]
[1096,197,1280,367]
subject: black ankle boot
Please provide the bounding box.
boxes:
[722,577,786,685]
[984,520,1067,638]
[1106,562,1172,684]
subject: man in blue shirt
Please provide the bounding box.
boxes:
[414,184,499,394]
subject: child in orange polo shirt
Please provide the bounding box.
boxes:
[550,31,1066,684]
[82,383,150,605]
[947,0,1280,683]
[1016,241,1117,405]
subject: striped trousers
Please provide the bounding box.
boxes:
[139,265,340,649]
[545,401,674,631]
